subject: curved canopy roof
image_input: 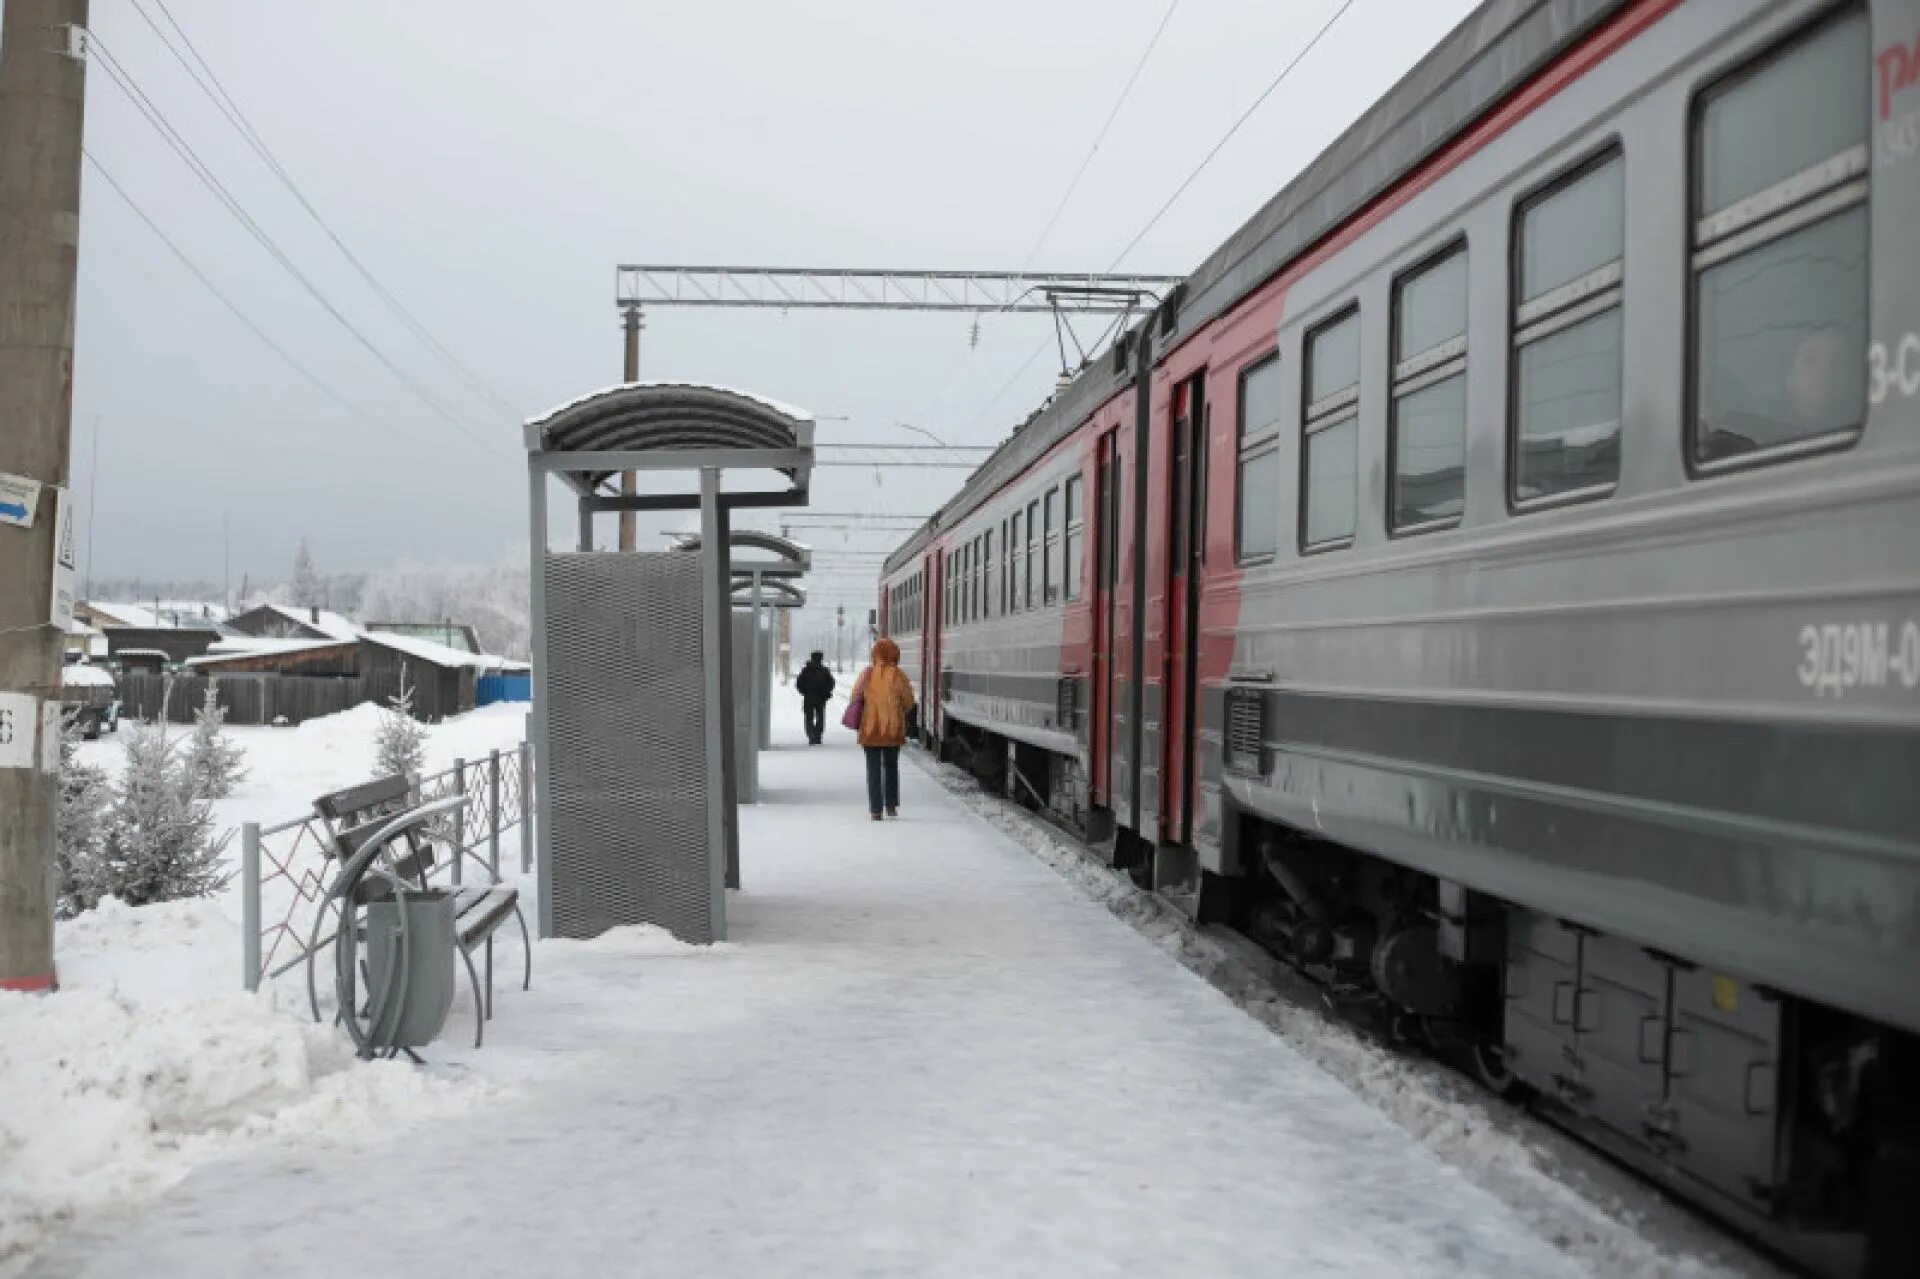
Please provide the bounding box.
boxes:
[731,579,807,609]
[523,382,814,496]
[674,529,811,575]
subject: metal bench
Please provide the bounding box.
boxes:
[310,774,531,1047]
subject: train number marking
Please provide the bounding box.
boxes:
[1868,334,1920,406]
[1798,621,1920,699]
[1879,34,1920,120]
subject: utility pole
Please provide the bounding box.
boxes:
[0,0,89,993]
[618,304,644,551]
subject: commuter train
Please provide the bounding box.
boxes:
[877,0,1920,1272]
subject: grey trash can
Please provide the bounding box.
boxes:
[363,889,458,1050]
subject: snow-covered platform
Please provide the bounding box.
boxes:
[28,699,1592,1278]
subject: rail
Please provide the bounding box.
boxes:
[239,743,533,992]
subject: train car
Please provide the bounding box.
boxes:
[880,0,1920,1272]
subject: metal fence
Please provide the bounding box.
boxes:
[239,742,534,992]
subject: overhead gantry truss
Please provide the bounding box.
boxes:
[615,265,1181,313]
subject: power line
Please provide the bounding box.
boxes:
[1107,0,1361,270]
[966,0,1364,433]
[1020,0,1182,270]
[133,0,520,417]
[82,30,510,460]
[83,148,441,455]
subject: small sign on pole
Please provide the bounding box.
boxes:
[0,691,36,771]
[49,487,75,628]
[0,471,42,529]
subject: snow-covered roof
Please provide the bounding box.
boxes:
[260,603,360,641]
[363,631,493,670]
[62,663,117,688]
[115,648,171,660]
[187,637,353,666]
[89,602,164,630]
[526,380,814,429]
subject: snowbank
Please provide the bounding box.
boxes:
[0,899,484,1278]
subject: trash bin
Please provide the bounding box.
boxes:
[363,889,458,1051]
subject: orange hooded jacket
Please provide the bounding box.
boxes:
[852,638,916,748]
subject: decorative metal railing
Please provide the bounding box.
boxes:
[239,743,533,992]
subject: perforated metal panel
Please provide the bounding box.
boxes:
[544,551,718,943]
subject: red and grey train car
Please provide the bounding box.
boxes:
[880,0,1920,1271]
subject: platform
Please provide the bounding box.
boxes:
[29,696,1587,1278]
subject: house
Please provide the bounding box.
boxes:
[102,626,220,665]
[226,603,361,643]
[184,637,361,677]
[359,632,489,721]
[365,620,484,655]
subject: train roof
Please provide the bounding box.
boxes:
[884,0,1630,576]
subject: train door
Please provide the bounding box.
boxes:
[1161,375,1206,845]
[1092,430,1121,806]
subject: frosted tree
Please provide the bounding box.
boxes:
[55,718,112,918]
[99,704,232,906]
[290,537,321,607]
[373,663,427,780]
[185,682,247,799]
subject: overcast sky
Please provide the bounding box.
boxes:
[53,0,1476,620]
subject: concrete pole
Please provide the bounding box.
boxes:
[0,0,88,994]
[618,305,642,551]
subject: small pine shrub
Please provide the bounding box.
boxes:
[55,718,113,918]
[373,663,427,780]
[184,682,247,800]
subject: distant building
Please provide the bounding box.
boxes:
[365,620,484,655]
[102,626,220,665]
[185,637,361,677]
[226,602,361,643]
[360,632,489,721]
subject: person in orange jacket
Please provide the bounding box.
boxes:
[849,638,916,820]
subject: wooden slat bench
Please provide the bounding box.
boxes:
[312,773,531,1047]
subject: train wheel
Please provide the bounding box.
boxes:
[1470,1040,1518,1097]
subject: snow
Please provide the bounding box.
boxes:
[526,379,815,429]
[362,630,493,670]
[256,604,360,641]
[186,636,348,665]
[61,664,116,689]
[5,695,1767,1279]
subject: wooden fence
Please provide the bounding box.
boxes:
[117,669,426,727]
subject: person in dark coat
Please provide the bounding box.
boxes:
[796,650,835,744]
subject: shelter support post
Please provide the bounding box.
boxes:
[697,467,731,936]
[527,462,556,938]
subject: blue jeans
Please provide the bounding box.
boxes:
[864,746,900,814]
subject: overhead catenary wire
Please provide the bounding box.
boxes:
[83,149,443,456]
[1106,0,1361,270]
[1019,0,1182,271]
[906,0,1186,433]
[81,30,512,461]
[962,0,1364,434]
[128,0,519,418]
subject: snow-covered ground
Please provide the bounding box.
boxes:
[6,697,1769,1277]
[1,705,529,1276]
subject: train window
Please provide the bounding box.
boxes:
[1026,499,1040,609]
[984,529,994,620]
[1390,245,1467,534]
[1043,488,1060,605]
[1301,308,1359,551]
[1512,150,1624,507]
[1009,511,1022,612]
[1690,9,1868,470]
[1235,354,1281,561]
[1064,475,1084,602]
